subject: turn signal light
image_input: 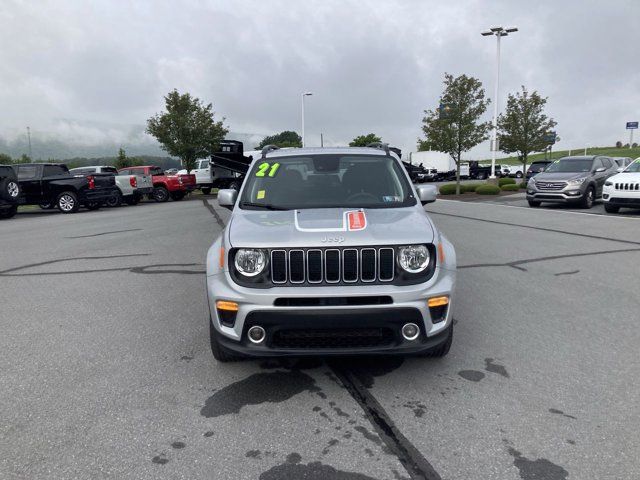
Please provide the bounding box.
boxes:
[428,296,449,307]
[437,243,445,263]
[216,300,239,312]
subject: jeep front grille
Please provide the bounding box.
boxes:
[614,182,640,191]
[270,247,395,285]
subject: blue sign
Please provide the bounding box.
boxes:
[626,121,638,129]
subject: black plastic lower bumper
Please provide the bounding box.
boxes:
[607,198,640,208]
[215,307,450,357]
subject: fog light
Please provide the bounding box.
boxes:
[401,323,420,341]
[248,326,266,344]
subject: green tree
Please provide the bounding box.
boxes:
[497,86,557,176]
[257,131,302,149]
[0,153,13,165]
[146,89,228,173]
[418,73,491,194]
[16,154,32,164]
[349,133,382,147]
[114,148,129,169]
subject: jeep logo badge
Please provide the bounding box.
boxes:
[321,236,345,243]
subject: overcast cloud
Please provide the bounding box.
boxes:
[1,0,639,159]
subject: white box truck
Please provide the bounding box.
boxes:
[408,151,469,182]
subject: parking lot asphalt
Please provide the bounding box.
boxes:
[1,197,639,479]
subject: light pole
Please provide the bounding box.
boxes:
[301,92,313,147]
[481,26,518,178]
[26,126,32,158]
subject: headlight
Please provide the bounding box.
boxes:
[397,245,430,273]
[234,249,267,276]
[567,177,586,185]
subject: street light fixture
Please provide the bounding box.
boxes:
[481,26,518,178]
[301,92,313,147]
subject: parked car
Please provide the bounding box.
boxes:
[178,159,215,194]
[165,168,179,175]
[526,156,617,208]
[119,165,196,202]
[525,160,553,180]
[502,165,523,178]
[205,144,456,362]
[602,158,640,213]
[69,166,153,207]
[610,157,633,170]
[0,164,20,219]
[14,163,116,213]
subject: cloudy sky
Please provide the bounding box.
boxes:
[1,0,639,159]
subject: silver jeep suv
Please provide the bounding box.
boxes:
[205,145,456,361]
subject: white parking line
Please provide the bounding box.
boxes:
[437,198,640,221]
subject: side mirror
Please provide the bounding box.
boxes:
[416,184,437,205]
[217,189,238,210]
[617,167,624,173]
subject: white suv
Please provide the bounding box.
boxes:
[602,158,640,213]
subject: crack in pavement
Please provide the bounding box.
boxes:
[65,228,143,239]
[459,247,640,270]
[201,199,226,228]
[0,254,204,277]
[430,211,640,246]
[329,364,442,480]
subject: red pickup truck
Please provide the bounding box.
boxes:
[119,165,196,202]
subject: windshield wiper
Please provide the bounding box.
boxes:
[240,202,289,211]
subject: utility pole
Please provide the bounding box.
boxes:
[301,92,313,147]
[320,133,324,148]
[481,26,518,178]
[27,126,32,158]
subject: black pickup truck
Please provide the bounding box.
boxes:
[15,163,116,213]
[0,165,20,219]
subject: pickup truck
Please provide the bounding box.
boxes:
[0,164,20,219]
[14,163,116,213]
[178,159,215,194]
[70,166,153,206]
[119,165,196,202]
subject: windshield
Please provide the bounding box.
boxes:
[622,159,640,173]
[545,158,593,173]
[239,154,415,210]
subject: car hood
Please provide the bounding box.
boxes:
[606,172,640,183]
[533,172,588,182]
[228,207,435,248]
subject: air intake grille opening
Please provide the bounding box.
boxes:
[272,328,394,349]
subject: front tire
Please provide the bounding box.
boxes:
[57,192,80,213]
[0,178,21,201]
[170,191,185,201]
[201,187,212,195]
[581,186,595,209]
[515,171,523,178]
[604,203,620,213]
[228,180,241,191]
[152,186,170,202]
[528,200,541,207]
[209,317,242,363]
[422,324,453,358]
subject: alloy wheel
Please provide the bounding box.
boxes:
[59,195,75,212]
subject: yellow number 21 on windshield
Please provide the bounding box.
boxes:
[255,162,280,177]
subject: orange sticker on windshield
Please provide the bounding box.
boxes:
[347,211,366,231]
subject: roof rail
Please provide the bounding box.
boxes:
[365,142,390,156]
[261,145,280,159]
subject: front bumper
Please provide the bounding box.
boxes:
[206,266,455,356]
[526,187,585,204]
[603,188,640,208]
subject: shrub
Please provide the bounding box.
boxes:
[519,181,528,189]
[461,183,481,193]
[438,183,459,195]
[501,184,520,191]
[475,184,501,195]
[498,177,516,187]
